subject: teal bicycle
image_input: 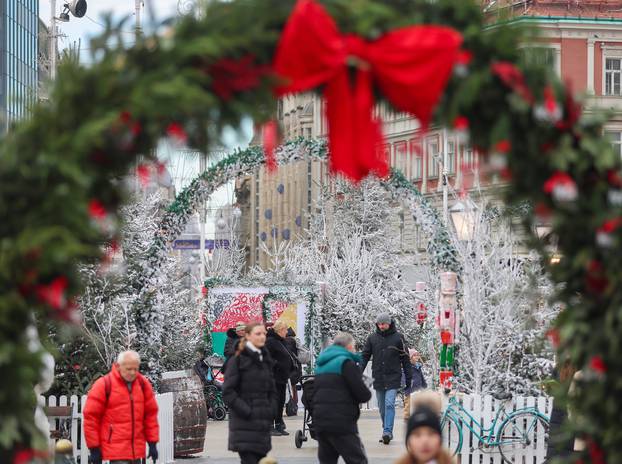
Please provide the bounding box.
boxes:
[440,392,550,463]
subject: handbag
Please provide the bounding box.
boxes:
[285,381,298,416]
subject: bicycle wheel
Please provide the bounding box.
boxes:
[497,411,549,463]
[440,415,463,456]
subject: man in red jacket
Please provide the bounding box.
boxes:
[84,350,159,464]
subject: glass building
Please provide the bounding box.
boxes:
[0,0,39,132]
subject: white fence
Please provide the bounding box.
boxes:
[39,393,175,464]
[441,394,552,464]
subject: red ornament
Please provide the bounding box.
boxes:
[208,54,270,100]
[546,328,560,348]
[262,120,279,172]
[453,116,469,132]
[136,164,151,187]
[456,49,473,66]
[119,111,141,136]
[273,0,463,182]
[588,439,606,464]
[201,286,208,297]
[589,355,607,375]
[166,122,188,144]
[585,260,609,294]
[556,83,582,131]
[13,449,47,464]
[491,61,534,104]
[72,363,81,371]
[543,86,558,114]
[543,171,578,202]
[607,169,622,188]
[88,199,107,221]
[35,276,69,311]
[494,140,511,153]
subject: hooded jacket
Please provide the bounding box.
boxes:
[223,328,241,372]
[223,345,275,455]
[361,320,412,391]
[312,345,371,435]
[265,328,295,384]
[83,364,159,461]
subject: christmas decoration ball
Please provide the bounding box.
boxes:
[216,218,227,230]
[55,439,73,454]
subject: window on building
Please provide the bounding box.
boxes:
[410,140,423,180]
[395,141,407,175]
[605,58,622,96]
[521,47,555,70]
[606,130,622,160]
[427,140,439,178]
[447,141,455,174]
[463,148,475,170]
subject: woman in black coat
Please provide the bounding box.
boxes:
[222,322,275,464]
[265,321,294,435]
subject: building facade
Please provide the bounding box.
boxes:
[0,0,39,131]
[238,1,622,271]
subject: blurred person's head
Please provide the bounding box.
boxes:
[235,321,247,337]
[245,322,267,348]
[405,406,442,462]
[332,332,355,352]
[375,313,391,331]
[273,320,288,338]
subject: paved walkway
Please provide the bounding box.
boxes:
[187,410,407,464]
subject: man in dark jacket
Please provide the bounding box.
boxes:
[313,332,371,464]
[265,321,295,435]
[361,313,411,445]
[223,321,246,372]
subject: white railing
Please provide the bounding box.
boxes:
[441,394,552,464]
[40,392,175,464]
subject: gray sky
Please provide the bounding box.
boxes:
[39,1,182,57]
[38,1,253,230]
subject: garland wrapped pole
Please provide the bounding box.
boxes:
[0,0,620,460]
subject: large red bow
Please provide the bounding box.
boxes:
[273,0,463,182]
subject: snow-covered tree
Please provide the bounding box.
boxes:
[283,178,418,348]
[51,192,200,393]
[446,200,557,395]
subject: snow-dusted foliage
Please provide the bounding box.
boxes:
[447,200,558,395]
[53,192,200,393]
[282,178,417,348]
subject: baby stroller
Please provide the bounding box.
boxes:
[294,375,316,448]
[194,355,228,421]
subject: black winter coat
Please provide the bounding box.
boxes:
[222,346,275,455]
[265,329,294,385]
[313,360,372,435]
[361,322,412,391]
[222,328,241,373]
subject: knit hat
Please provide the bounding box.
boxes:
[408,348,419,357]
[235,321,246,332]
[406,405,442,443]
[375,312,392,325]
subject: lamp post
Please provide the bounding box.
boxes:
[49,1,88,80]
[449,198,477,241]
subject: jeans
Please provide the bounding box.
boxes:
[376,388,398,436]
[239,451,265,464]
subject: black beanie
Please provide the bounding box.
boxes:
[406,406,442,444]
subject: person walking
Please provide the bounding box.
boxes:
[395,391,454,464]
[313,332,371,464]
[403,349,428,421]
[83,350,159,464]
[222,322,275,464]
[361,313,411,445]
[265,320,296,436]
[223,321,246,372]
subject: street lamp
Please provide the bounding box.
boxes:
[449,198,477,241]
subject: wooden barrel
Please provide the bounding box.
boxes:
[160,370,207,457]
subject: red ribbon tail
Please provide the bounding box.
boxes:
[262,120,278,172]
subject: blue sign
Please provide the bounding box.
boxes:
[172,239,231,250]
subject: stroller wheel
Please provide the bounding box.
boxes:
[213,405,227,421]
[294,430,304,449]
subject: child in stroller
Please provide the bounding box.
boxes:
[294,375,316,448]
[194,355,228,421]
